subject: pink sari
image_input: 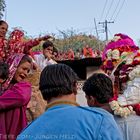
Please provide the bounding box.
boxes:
[0,54,32,140]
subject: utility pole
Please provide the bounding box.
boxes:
[94,18,99,39]
[99,20,114,41]
[94,18,100,50]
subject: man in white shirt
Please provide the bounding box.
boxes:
[34,41,57,70]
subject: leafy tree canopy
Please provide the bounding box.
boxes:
[0,0,6,19]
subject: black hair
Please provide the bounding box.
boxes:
[42,40,54,49]
[39,64,78,101]
[0,61,9,80]
[19,55,32,65]
[83,73,113,104]
[0,20,8,26]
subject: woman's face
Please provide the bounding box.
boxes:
[0,23,8,39]
[14,61,32,82]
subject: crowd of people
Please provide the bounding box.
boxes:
[32,43,102,61]
[1,19,140,140]
[53,46,102,61]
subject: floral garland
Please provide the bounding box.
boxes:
[109,100,135,118]
[109,62,140,118]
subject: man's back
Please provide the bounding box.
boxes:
[17,104,122,140]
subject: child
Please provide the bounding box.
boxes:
[0,61,9,84]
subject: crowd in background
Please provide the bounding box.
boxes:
[32,45,102,61]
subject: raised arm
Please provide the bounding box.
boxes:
[23,35,53,54]
[0,81,31,110]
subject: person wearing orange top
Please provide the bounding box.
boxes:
[67,48,75,60]
[82,44,94,58]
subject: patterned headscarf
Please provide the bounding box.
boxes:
[8,29,43,55]
[9,29,24,41]
[8,29,25,54]
[3,53,25,90]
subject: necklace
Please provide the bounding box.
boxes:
[46,100,80,110]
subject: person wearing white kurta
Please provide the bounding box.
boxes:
[34,40,57,71]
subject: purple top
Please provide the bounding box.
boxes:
[0,81,31,140]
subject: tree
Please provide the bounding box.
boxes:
[0,0,6,19]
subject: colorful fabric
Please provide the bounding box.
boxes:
[0,81,31,140]
[3,53,25,90]
[67,49,75,60]
[9,29,24,41]
[83,46,94,57]
[8,29,40,55]
[0,29,51,62]
[0,38,9,61]
[101,33,139,73]
[102,33,138,61]
[101,33,140,117]
[0,52,32,140]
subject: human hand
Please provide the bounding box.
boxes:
[46,51,52,60]
[42,35,54,41]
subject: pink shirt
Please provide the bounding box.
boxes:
[0,82,31,140]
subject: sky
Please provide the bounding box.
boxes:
[4,0,140,44]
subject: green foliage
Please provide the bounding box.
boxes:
[53,30,105,52]
[0,0,6,19]
[7,27,105,52]
[31,29,105,52]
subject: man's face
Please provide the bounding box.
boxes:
[43,46,53,59]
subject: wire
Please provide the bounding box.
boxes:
[99,0,108,21]
[113,0,126,21]
[105,0,115,20]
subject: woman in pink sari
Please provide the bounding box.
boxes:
[0,53,32,140]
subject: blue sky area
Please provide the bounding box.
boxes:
[5,0,140,44]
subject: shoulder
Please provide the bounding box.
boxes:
[78,106,113,118]
[34,54,44,59]
[72,106,123,139]
[77,106,118,127]
[48,59,57,64]
[71,106,116,126]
